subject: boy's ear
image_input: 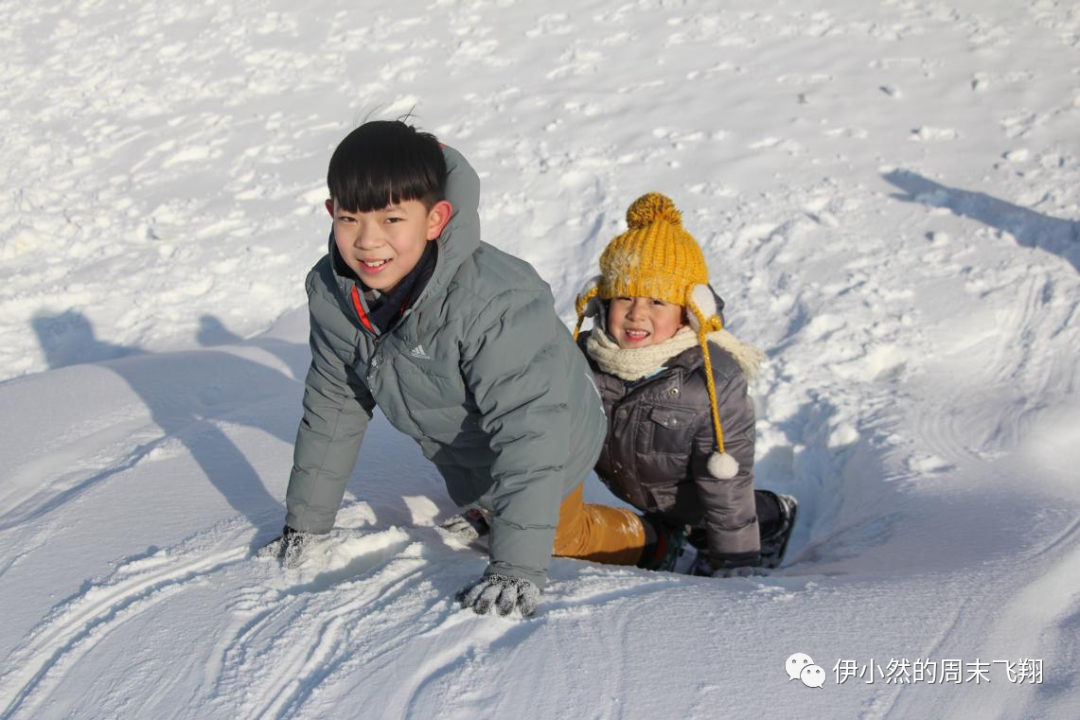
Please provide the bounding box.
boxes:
[426,200,454,240]
[325,199,335,217]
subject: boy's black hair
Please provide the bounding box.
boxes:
[327,120,446,212]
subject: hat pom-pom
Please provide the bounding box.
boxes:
[626,193,682,230]
[707,452,739,480]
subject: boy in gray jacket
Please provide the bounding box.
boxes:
[262,121,621,616]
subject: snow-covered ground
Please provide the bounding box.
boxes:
[2,0,1078,718]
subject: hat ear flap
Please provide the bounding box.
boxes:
[687,284,722,332]
[573,275,603,341]
[576,275,604,319]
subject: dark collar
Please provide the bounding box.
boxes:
[365,241,439,333]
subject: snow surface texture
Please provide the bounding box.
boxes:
[2,0,1079,718]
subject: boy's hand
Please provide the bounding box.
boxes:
[257,525,310,568]
[456,574,539,617]
[440,509,491,544]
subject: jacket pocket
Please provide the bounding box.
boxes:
[648,407,697,455]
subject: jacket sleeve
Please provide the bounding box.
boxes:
[460,289,572,590]
[690,361,761,565]
[285,274,375,534]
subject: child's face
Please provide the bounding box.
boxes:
[327,198,451,292]
[607,296,685,349]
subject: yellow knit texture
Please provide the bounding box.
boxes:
[597,193,709,306]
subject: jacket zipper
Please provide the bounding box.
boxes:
[606,366,685,504]
[350,284,385,382]
[352,284,420,384]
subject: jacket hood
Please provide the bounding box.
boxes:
[325,144,482,311]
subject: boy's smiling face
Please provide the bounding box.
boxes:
[607,296,685,349]
[328,198,451,292]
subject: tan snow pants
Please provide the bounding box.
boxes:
[552,484,646,566]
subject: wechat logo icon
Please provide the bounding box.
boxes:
[786,653,825,688]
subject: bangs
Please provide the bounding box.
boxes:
[327,121,447,212]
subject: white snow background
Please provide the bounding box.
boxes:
[1,0,1079,718]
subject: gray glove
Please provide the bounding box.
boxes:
[440,509,490,544]
[457,574,540,617]
[258,525,310,569]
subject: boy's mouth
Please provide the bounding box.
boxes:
[623,329,650,342]
[359,258,392,274]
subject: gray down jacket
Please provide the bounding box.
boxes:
[284,146,605,589]
[578,330,760,564]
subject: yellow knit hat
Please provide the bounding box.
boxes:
[573,192,740,480]
[595,193,709,304]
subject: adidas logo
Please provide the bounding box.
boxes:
[409,344,431,360]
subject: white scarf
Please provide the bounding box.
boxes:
[585,325,765,382]
[585,327,701,381]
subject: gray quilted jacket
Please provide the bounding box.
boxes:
[579,330,760,564]
[284,146,605,589]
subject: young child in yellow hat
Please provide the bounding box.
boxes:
[571,193,798,575]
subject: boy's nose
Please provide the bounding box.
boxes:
[354,225,384,248]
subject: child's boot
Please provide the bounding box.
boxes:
[637,514,687,572]
[759,492,798,569]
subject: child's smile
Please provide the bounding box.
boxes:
[328,198,450,292]
[607,296,685,349]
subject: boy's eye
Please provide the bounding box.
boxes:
[651,299,667,306]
